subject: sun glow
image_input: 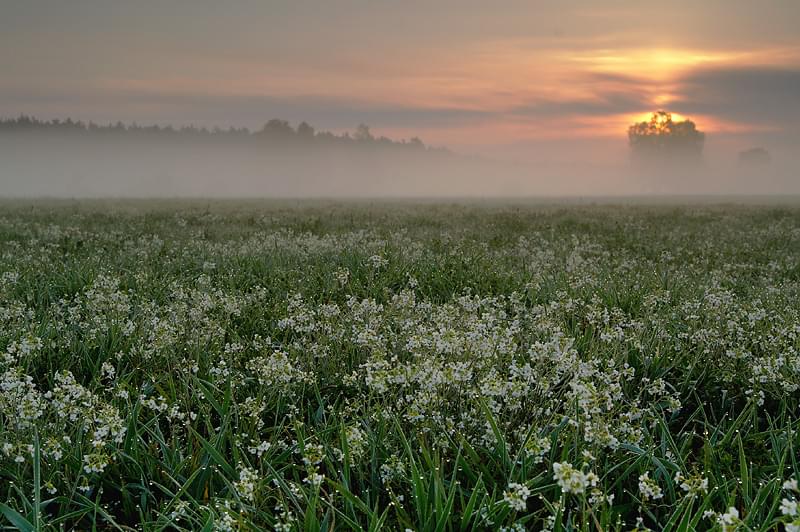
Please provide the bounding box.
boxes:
[570,48,747,80]
[629,111,688,125]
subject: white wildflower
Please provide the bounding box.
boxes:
[638,471,663,501]
[553,462,598,495]
[503,482,530,511]
[717,507,739,531]
[781,498,798,517]
[235,466,259,502]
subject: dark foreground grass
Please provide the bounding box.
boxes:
[0,200,799,531]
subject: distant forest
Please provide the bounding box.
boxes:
[0,115,448,153]
[0,114,470,197]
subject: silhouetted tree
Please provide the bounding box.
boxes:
[354,124,374,142]
[296,121,315,139]
[408,137,424,150]
[628,111,704,165]
[258,119,295,140]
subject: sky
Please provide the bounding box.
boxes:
[1,0,799,168]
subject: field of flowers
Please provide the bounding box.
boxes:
[0,200,799,531]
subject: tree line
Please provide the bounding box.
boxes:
[0,115,448,153]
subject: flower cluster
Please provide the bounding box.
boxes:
[503,482,531,511]
[552,462,599,495]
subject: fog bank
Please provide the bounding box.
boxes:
[0,132,798,198]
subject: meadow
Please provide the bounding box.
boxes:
[0,199,798,531]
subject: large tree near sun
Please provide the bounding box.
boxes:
[628,111,705,165]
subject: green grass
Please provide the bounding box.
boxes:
[0,199,798,531]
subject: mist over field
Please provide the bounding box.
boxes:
[0,128,477,198]
[1,125,797,198]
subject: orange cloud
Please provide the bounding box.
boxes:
[88,42,799,145]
